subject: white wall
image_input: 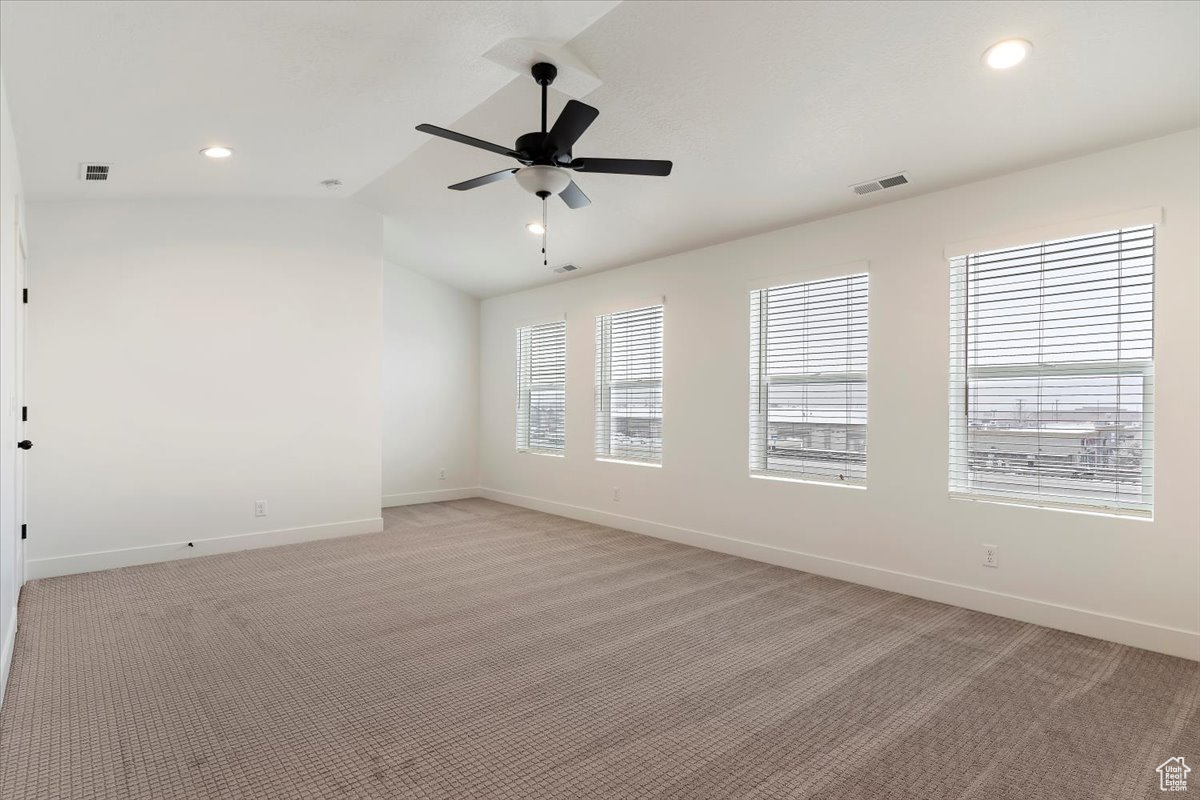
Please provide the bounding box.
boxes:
[0,69,26,705]
[24,199,384,578]
[382,260,479,505]
[479,130,1200,660]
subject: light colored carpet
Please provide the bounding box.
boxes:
[0,499,1196,799]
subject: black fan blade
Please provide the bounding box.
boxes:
[448,169,518,191]
[559,180,590,209]
[546,100,599,155]
[416,124,519,159]
[570,158,672,176]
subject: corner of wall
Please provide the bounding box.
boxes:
[382,260,483,500]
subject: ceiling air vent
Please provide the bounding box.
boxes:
[79,163,111,182]
[851,172,909,196]
[553,264,579,274]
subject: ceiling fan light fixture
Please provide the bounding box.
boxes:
[515,165,571,197]
[414,62,672,212]
[526,222,545,235]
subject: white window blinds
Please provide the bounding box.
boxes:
[750,273,868,484]
[516,320,566,455]
[949,226,1154,516]
[595,304,663,464]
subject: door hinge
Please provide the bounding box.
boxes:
[21,406,27,422]
[21,523,27,540]
[22,288,28,304]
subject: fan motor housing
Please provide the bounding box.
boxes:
[515,131,570,165]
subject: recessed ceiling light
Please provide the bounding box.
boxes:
[200,146,234,159]
[983,39,1032,70]
[526,222,545,235]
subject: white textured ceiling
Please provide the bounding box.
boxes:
[0,0,617,198]
[3,1,1198,298]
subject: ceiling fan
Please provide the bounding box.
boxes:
[415,62,672,209]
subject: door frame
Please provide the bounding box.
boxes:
[13,220,26,589]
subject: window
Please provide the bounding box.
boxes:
[595,304,663,464]
[949,225,1154,516]
[516,320,566,455]
[750,273,868,484]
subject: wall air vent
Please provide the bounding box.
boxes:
[79,163,111,181]
[851,172,909,196]
[553,264,579,274]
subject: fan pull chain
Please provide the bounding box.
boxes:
[542,196,548,267]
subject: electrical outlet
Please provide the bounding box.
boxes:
[612,486,620,502]
[982,544,998,568]
[439,468,446,481]
[255,500,268,518]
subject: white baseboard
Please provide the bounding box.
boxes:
[25,517,385,581]
[479,487,1199,661]
[1,605,16,709]
[382,487,480,507]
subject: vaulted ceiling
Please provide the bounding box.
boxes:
[0,1,617,199]
[3,1,1198,297]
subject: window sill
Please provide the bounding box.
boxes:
[596,457,662,469]
[750,472,866,490]
[517,449,565,458]
[948,491,1152,521]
